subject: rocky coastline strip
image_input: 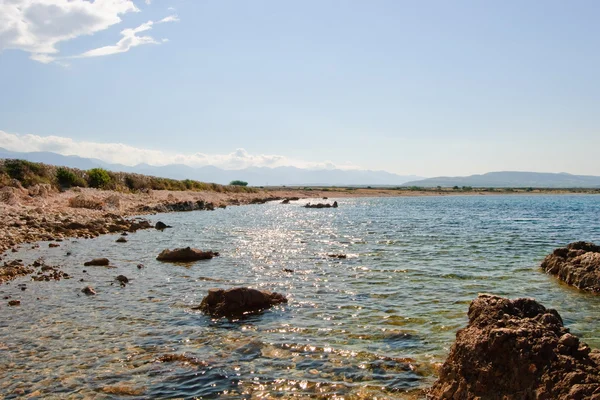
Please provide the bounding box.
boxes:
[0,185,310,263]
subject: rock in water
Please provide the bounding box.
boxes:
[81,286,96,295]
[428,294,600,399]
[195,287,287,318]
[541,241,600,293]
[156,247,219,262]
[116,237,127,243]
[155,221,171,230]
[83,258,110,266]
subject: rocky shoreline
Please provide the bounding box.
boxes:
[0,185,316,260]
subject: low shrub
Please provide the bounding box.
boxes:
[57,167,87,188]
[87,168,112,189]
[230,180,248,186]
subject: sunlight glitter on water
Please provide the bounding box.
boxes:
[2,195,600,398]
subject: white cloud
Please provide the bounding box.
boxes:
[158,14,179,23]
[0,130,360,170]
[74,12,179,58]
[0,1,180,64]
[76,20,158,58]
[0,0,138,62]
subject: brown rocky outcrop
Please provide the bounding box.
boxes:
[428,294,600,400]
[156,247,219,262]
[541,241,600,293]
[194,287,288,318]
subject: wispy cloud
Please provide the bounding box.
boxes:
[158,15,179,24]
[75,13,179,59]
[76,21,158,58]
[0,130,360,171]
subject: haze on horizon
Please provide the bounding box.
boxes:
[1,1,599,177]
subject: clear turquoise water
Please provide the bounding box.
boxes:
[2,195,600,399]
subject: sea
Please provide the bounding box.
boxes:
[2,195,600,399]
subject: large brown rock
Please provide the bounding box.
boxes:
[541,241,600,293]
[156,247,219,262]
[428,294,600,400]
[195,287,287,317]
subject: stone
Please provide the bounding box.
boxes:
[82,286,96,295]
[83,258,110,266]
[156,247,219,262]
[428,294,600,399]
[8,300,20,306]
[541,241,600,293]
[194,287,288,318]
[155,221,171,230]
[328,254,347,259]
[116,237,127,243]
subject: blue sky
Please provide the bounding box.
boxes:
[1,0,599,176]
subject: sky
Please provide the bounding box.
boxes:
[0,0,599,177]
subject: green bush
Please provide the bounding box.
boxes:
[56,167,86,188]
[87,168,112,189]
[229,180,248,186]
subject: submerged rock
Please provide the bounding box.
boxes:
[83,258,110,266]
[116,237,127,243]
[541,241,600,293]
[428,294,600,399]
[194,287,288,318]
[8,300,21,306]
[156,247,219,262]
[116,275,129,285]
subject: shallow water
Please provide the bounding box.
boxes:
[2,195,600,399]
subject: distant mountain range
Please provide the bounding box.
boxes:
[0,148,421,186]
[402,171,600,188]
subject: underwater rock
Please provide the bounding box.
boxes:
[194,287,287,318]
[541,241,600,293]
[428,294,600,399]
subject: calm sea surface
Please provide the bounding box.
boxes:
[2,195,600,399]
